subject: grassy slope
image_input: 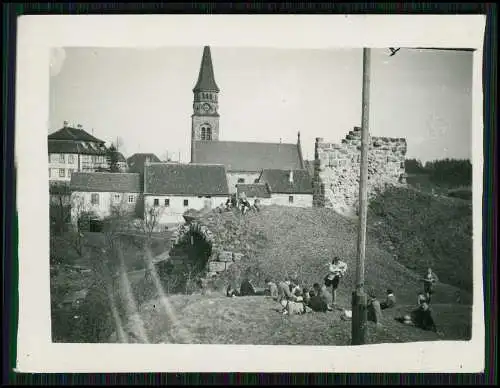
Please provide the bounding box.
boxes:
[368,186,473,293]
[123,195,472,345]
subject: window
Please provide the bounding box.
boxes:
[68,155,75,164]
[91,193,99,205]
[128,195,135,204]
[289,195,294,204]
[48,168,51,178]
[67,169,74,177]
[50,154,58,163]
[91,155,97,164]
[200,125,212,141]
[164,199,170,207]
[59,169,65,178]
[237,178,245,184]
[114,194,121,201]
[183,199,189,207]
[154,198,159,206]
[59,154,65,163]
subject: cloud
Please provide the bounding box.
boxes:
[50,48,66,77]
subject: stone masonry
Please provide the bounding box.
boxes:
[313,126,407,215]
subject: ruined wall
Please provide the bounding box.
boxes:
[313,126,407,214]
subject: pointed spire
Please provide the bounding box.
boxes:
[297,131,301,144]
[193,46,220,93]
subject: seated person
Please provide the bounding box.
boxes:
[277,279,295,302]
[411,302,437,332]
[307,284,329,312]
[319,284,334,311]
[239,278,256,296]
[380,289,396,310]
[302,287,311,305]
[226,284,239,297]
[265,278,279,300]
[280,298,307,315]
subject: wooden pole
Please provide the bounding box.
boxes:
[351,47,371,346]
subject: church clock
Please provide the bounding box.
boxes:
[202,103,211,112]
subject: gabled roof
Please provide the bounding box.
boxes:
[126,153,161,173]
[236,183,271,199]
[48,126,105,143]
[259,169,313,194]
[192,140,303,172]
[193,46,220,93]
[48,140,108,155]
[70,172,142,193]
[144,163,229,196]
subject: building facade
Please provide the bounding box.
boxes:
[144,163,230,225]
[48,122,109,184]
[69,172,142,225]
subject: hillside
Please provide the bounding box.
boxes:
[115,189,473,344]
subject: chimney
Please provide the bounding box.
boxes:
[289,170,294,184]
[63,120,69,128]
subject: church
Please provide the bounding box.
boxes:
[188,46,312,201]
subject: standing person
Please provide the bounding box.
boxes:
[423,267,439,303]
[324,256,348,305]
[265,278,279,301]
[277,279,294,302]
[367,289,383,327]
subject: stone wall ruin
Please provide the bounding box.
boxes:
[313,126,407,215]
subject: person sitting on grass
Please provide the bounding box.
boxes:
[265,278,279,300]
[318,284,334,311]
[380,289,397,310]
[239,278,256,296]
[302,287,311,305]
[226,284,239,297]
[277,279,295,302]
[307,285,328,312]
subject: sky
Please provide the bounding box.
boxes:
[49,46,473,163]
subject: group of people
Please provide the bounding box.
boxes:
[220,193,260,215]
[394,267,440,332]
[225,257,441,333]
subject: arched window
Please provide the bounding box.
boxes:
[209,94,212,100]
[200,125,212,140]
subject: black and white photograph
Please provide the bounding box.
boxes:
[15,15,485,373]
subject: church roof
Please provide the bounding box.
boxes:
[144,163,229,196]
[259,169,313,194]
[192,140,304,172]
[70,172,142,193]
[48,126,105,143]
[193,46,220,93]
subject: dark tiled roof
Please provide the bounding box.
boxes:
[236,183,271,198]
[70,172,142,193]
[259,169,313,194]
[145,163,229,196]
[48,127,105,143]
[193,46,220,93]
[193,140,303,172]
[115,152,126,162]
[127,153,161,173]
[48,140,108,155]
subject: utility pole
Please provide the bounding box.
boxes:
[351,47,371,346]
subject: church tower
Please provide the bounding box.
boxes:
[191,46,220,163]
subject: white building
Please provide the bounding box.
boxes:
[69,172,142,226]
[48,122,109,184]
[144,163,230,225]
[237,169,314,207]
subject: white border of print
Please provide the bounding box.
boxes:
[15,15,486,373]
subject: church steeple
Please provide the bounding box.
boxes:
[191,46,221,163]
[193,46,220,93]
